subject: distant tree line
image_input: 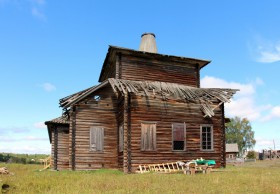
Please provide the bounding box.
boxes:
[0,153,49,164]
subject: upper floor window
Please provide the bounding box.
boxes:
[201,125,213,151]
[172,123,186,151]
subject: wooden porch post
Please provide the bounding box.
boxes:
[71,106,76,170]
[221,103,226,168]
[123,93,131,173]
[54,126,58,170]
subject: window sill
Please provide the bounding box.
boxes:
[172,150,186,152]
[89,150,104,153]
[200,149,215,152]
[140,150,157,152]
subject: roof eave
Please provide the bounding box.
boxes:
[61,80,109,109]
[98,46,115,82]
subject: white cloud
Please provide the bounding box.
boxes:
[255,137,280,151]
[0,126,29,134]
[201,76,254,97]
[31,0,45,5]
[34,121,46,129]
[30,0,46,21]
[24,136,48,141]
[250,36,280,63]
[0,144,50,154]
[201,76,268,121]
[0,0,47,20]
[40,82,56,92]
[262,106,280,122]
[0,135,48,142]
[255,77,264,86]
[201,76,280,122]
[31,7,46,21]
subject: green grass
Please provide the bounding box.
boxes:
[1,160,280,193]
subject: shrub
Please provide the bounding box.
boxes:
[247,151,256,159]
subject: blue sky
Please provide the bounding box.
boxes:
[0,0,280,154]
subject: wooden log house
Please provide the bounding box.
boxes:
[45,33,238,173]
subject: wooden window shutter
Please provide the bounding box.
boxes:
[90,127,104,151]
[141,123,156,151]
[172,123,185,151]
[119,125,124,152]
[141,124,147,150]
[173,123,185,141]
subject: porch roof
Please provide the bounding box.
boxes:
[45,116,69,143]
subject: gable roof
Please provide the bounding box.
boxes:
[45,116,70,125]
[99,46,211,82]
[45,116,69,143]
[60,78,238,117]
[226,143,239,153]
[59,85,97,108]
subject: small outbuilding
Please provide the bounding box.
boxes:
[226,143,239,159]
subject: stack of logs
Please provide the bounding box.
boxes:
[0,167,9,175]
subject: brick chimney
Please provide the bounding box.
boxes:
[139,33,157,53]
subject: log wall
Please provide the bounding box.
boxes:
[50,125,69,170]
[56,126,69,170]
[120,55,199,87]
[128,95,224,172]
[73,86,119,170]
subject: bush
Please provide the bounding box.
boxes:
[247,151,256,159]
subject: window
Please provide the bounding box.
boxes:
[141,123,156,151]
[90,127,104,151]
[172,123,186,151]
[93,95,101,101]
[119,125,124,152]
[201,125,213,151]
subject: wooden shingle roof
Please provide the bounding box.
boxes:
[59,78,238,117]
[45,116,69,125]
[45,116,69,143]
[226,143,239,153]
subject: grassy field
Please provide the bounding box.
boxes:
[1,160,280,194]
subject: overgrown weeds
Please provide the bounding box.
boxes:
[0,160,280,193]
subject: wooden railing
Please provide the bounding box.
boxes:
[42,156,51,170]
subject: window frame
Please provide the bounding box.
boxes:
[141,122,157,151]
[200,125,214,151]
[89,127,104,152]
[172,123,186,151]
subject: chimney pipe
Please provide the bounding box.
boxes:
[139,33,157,53]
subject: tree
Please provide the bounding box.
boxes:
[225,117,256,155]
[246,151,257,159]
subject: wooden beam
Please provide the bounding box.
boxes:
[54,127,58,170]
[71,106,76,170]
